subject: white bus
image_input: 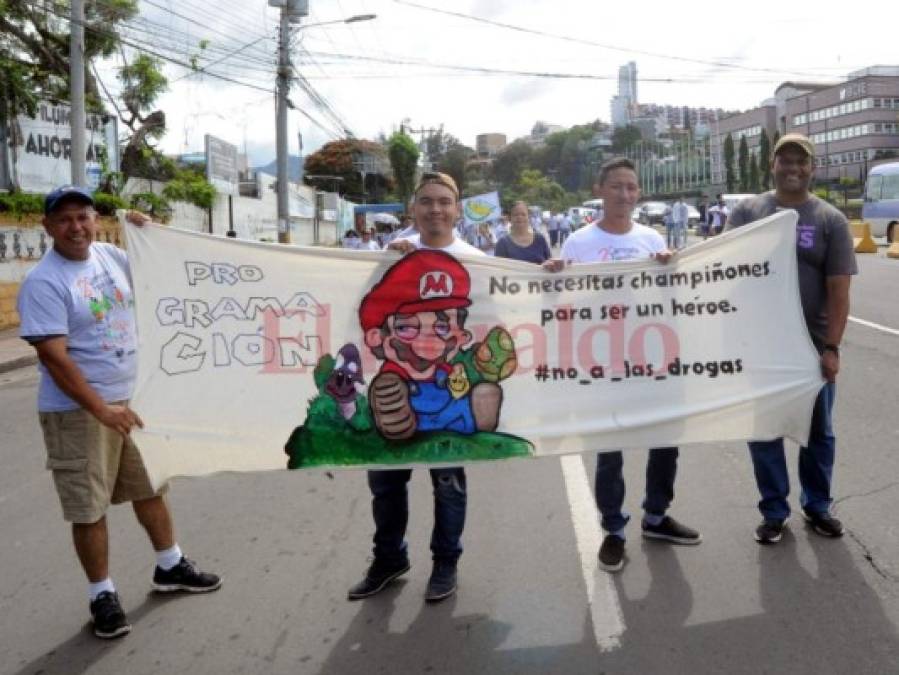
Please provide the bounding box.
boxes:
[862,162,899,241]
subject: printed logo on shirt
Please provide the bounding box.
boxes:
[76,270,135,358]
[797,224,815,249]
[595,246,643,261]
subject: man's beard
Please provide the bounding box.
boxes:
[389,336,458,374]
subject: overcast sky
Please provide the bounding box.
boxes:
[103,0,899,167]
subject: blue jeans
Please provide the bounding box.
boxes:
[594,448,679,535]
[748,383,836,522]
[367,467,466,564]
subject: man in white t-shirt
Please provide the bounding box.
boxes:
[357,226,381,251]
[349,172,484,606]
[558,158,702,573]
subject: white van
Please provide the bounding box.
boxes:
[862,162,899,240]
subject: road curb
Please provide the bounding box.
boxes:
[0,354,37,374]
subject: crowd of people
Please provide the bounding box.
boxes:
[16,132,855,640]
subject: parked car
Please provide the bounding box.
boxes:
[639,201,668,225]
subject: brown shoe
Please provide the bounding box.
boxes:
[471,382,502,432]
[370,372,417,440]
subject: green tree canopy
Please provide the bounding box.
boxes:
[724,134,736,192]
[611,125,642,153]
[304,139,393,202]
[0,0,138,116]
[387,131,419,205]
[738,136,749,192]
[759,129,771,190]
[491,139,534,186]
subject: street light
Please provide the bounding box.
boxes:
[273,4,377,243]
[292,13,376,26]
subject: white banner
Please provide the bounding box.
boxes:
[10,100,117,193]
[460,191,501,226]
[125,211,822,488]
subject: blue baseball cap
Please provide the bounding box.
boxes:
[44,185,94,215]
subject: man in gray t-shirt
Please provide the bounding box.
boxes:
[17,186,221,639]
[725,133,857,545]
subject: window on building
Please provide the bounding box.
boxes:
[874,98,882,107]
[875,123,883,132]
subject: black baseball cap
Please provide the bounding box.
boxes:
[44,185,94,215]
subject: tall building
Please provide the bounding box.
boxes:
[611,62,638,129]
[618,61,638,102]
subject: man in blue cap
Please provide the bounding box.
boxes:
[17,186,222,639]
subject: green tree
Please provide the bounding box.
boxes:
[612,125,642,153]
[723,134,736,192]
[748,154,760,192]
[387,132,419,205]
[118,54,170,180]
[491,140,534,186]
[0,0,138,116]
[304,139,392,202]
[436,142,474,194]
[506,169,567,212]
[759,129,772,190]
[738,136,749,191]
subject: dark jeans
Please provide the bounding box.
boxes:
[748,383,836,522]
[367,467,466,564]
[594,448,679,535]
[549,229,559,246]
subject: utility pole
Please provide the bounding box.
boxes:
[70,0,86,187]
[272,0,308,243]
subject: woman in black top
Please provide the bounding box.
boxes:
[494,201,551,263]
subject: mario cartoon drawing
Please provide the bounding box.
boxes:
[359,249,516,441]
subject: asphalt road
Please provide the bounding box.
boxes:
[0,248,897,675]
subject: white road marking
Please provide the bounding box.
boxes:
[849,315,899,337]
[559,454,625,652]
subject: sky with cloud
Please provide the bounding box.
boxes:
[99,0,898,167]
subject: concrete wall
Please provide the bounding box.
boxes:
[123,172,344,245]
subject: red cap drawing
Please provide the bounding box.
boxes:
[360,250,472,331]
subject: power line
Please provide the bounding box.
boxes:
[391,0,847,80]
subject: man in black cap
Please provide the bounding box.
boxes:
[17,186,221,639]
[726,134,857,544]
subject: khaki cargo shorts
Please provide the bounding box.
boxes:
[38,402,167,523]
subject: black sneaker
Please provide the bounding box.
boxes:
[152,557,222,593]
[755,519,785,544]
[598,534,626,572]
[347,559,410,600]
[642,516,703,545]
[425,560,458,603]
[802,509,845,537]
[89,591,131,639]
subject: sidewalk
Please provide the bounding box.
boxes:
[0,327,36,374]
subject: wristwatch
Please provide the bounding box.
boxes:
[823,344,840,356]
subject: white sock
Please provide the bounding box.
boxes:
[88,578,115,601]
[156,543,183,571]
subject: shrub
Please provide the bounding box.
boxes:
[91,191,129,215]
[0,192,45,218]
[129,192,172,222]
